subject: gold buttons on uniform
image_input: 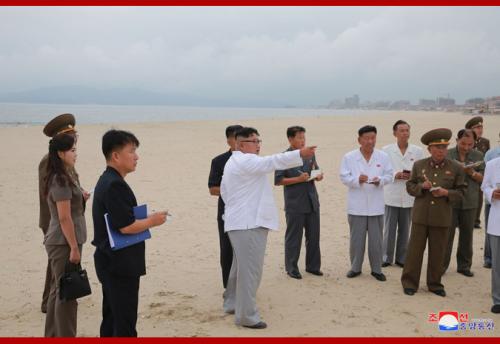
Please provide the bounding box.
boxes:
[431,201,435,205]
[433,182,436,185]
[434,174,438,177]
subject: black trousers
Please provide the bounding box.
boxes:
[284,211,321,274]
[95,266,140,337]
[218,215,233,288]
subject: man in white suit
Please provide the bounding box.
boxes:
[481,156,500,314]
[221,127,316,329]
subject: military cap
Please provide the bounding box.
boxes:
[43,113,76,137]
[421,128,452,146]
[465,116,483,129]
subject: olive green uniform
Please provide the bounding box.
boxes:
[443,148,484,272]
[401,158,466,292]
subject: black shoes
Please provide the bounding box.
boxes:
[395,261,404,268]
[431,289,446,297]
[287,271,302,279]
[484,262,492,269]
[491,305,500,314]
[474,224,481,229]
[371,272,387,282]
[346,270,361,278]
[243,321,267,329]
[306,270,324,276]
[404,288,416,296]
[457,269,474,277]
[382,262,391,267]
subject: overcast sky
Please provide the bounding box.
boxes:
[1,7,500,106]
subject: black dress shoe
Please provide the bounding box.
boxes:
[431,289,446,297]
[382,262,391,267]
[457,269,474,277]
[287,271,302,279]
[395,261,404,268]
[491,305,500,314]
[484,262,492,269]
[371,272,387,282]
[243,321,267,329]
[346,270,361,278]
[403,288,416,296]
[306,270,324,276]
[474,224,481,229]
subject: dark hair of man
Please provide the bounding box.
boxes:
[45,133,76,196]
[225,125,244,138]
[358,125,377,137]
[457,128,477,141]
[392,120,410,132]
[287,126,306,138]
[235,127,260,140]
[102,129,140,161]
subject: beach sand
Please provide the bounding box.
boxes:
[0,111,499,337]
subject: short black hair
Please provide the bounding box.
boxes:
[102,129,140,161]
[235,127,259,140]
[225,125,243,138]
[393,120,410,131]
[358,125,377,137]
[287,126,306,138]
[457,128,477,141]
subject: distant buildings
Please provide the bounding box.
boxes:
[324,94,500,113]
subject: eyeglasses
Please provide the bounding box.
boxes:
[241,139,262,144]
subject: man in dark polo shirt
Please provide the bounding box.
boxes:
[275,126,323,279]
[208,124,242,289]
[92,130,167,337]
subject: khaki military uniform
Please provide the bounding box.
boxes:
[443,148,484,272]
[474,137,490,227]
[401,157,466,292]
[38,113,77,313]
[466,116,490,227]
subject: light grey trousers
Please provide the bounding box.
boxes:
[383,205,411,265]
[223,227,268,326]
[348,215,384,274]
[490,234,500,305]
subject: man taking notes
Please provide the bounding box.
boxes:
[92,130,167,337]
[340,125,393,282]
[221,127,316,329]
[382,120,423,268]
[275,126,323,280]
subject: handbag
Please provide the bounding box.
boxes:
[59,262,92,302]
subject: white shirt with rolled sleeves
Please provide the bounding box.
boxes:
[221,150,303,232]
[382,143,424,208]
[340,148,394,216]
[481,157,500,236]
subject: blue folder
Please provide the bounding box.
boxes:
[104,204,151,250]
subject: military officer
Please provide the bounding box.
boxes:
[465,116,490,228]
[401,128,466,297]
[38,113,82,313]
[443,129,484,277]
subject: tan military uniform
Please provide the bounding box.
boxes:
[401,129,466,293]
[466,116,490,227]
[38,113,77,313]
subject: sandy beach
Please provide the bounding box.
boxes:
[0,110,499,337]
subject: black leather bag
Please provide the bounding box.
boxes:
[59,262,92,302]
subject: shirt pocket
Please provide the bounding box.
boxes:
[441,176,455,189]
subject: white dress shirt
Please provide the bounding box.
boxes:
[382,143,424,208]
[481,157,500,236]
[221,150,303,232]
[340,148,394,216]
